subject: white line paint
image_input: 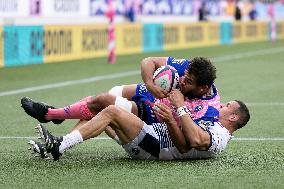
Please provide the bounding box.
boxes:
[247,103,284,106]
[1,46,284,97]
[0,136,111,140]
[0,70,140,97]
[212,46,284,62]
[0,136,284,141]
[232,138,284,141]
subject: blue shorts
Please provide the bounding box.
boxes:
[131,84,159,124]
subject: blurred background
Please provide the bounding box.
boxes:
[0,2,284,187]
[0,0,283,67]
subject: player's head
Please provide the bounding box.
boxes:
[179,57,216,98]
[219,100,250,130]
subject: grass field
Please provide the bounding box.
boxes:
[0,40,284,188]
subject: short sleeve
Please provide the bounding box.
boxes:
[207,125,231,155]
[166,57,190,77]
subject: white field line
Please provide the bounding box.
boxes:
[0,136,111,140]
[212,46,284,62]
[1,46,284,97]
[0,70,140,97]
[247,103,284,106]
[0,136,284,141]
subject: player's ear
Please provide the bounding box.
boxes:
[229,113,239,122]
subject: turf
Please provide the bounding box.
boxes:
[0,40,283,188]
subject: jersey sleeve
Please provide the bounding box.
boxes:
[166,57,190,77]
[206,124,231,155]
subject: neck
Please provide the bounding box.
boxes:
[225,126,235,135]
[220,119,235,135]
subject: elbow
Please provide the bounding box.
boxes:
[141,57,152,66]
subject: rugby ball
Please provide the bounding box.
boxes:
[153,65,179,93]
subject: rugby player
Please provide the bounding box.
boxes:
[21,56,219,131]
[28,92,250,161]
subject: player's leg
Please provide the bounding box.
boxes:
[71,119,120,144]
[21,96,95,124]
[35,105,144,160]
[78,105,144,144]
[121,84,137,100]
[21,84,138,124]
[74,107,160,159]
[87,93,138,116]
[71,120,88,131]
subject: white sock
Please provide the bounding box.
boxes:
[59,130,83,154]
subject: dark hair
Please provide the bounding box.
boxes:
[234,100,250,130]
[187,57,216,86]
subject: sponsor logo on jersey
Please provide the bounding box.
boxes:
[197,120,214,131]
[171,58,186,65]
[132,147,140,155]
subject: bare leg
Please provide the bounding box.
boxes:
[54,105,144,156]
[71,120,88,131]
[88,93,137,115]
[122,84,137,100]
[78,105,144,144]
[71,119,119,142]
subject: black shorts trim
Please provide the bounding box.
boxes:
[138,133,160,158]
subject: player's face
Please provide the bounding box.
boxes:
[219,101,240,120]
[179,71,203,97]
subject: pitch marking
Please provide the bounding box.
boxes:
[0,136,284,141]
[1,47,284,97]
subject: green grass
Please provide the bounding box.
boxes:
[0,40,284,188]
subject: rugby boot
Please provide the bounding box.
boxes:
[28,140,49,159]
[21,97,64,124]
[35,124,62,161]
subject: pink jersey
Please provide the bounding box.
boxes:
[155,85,220,126]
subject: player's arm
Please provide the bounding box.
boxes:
[141,57,168,98]
[179,114,210,150]
[154,103,190,153]
[168,90,211,151]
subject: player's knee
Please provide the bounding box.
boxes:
[88,93,115,112]
[104,105,122,118]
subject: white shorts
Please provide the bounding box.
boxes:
[122,123,160,160]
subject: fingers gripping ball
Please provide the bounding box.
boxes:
[153,65,179,93]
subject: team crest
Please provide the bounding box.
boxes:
[194,105,203,112]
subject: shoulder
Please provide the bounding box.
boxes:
[207,122,232,155]
[166,57,191,76]
[166,57,190,66]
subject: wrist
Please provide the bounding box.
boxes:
[177,106,192,117]
[145,81,154,87]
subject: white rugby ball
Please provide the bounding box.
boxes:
[153,65,179,93]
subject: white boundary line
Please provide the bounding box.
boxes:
[247,103,284,106]
[1,46,284,97]
[232,138,284,141]
[0,136,284,141]
[0,136,111,140]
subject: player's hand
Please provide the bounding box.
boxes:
[153,103,176,125]
[168,89,185,108]
[145,82,167,99]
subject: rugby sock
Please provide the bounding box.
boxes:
[59,130,83,154]
[45,96,95,120]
